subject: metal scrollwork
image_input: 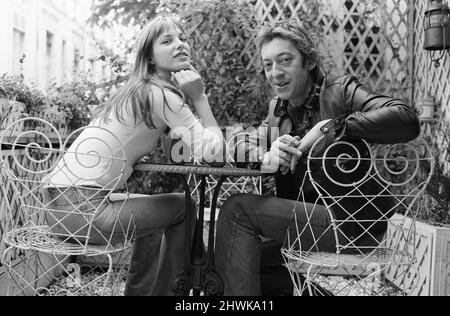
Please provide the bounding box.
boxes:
[203,271,224,297]
[62,126,126,182]
[374,142,424,187]
[0,118,63,176]
[172,272,193,296]
[310,138,373,188]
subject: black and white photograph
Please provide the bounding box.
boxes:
[0,0,449,302]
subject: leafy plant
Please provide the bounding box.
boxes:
[0,73,96,131]
[47,74,99,130]
[0,74,45,115]
[88,0,160,28]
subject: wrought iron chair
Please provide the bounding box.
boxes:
[0,118,135,296]
[282,136,433,296]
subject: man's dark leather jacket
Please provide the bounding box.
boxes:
[240,73,421,247]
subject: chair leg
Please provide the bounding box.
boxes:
[306,265,315,296]
[67,254,125,296]
[98,254,114,296]
[71,252,129,296]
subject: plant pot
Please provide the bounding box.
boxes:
[386,214,450,296]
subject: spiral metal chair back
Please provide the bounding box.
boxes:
[282,136,433,296]
[0,118,135,296]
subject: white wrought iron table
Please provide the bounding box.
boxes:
[134,162,263,296]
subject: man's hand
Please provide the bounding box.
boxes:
[172,69,206,102]
[261,135,302,175]
[290,119,334,173]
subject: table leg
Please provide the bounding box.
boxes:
[206,176,226,266]
[192,175,207,295]
[202,176,226,296]
[172,174,194,296]
[173,174,226,296]
[173,175,208,296]
[193,175,206,266]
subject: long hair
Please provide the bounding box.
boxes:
[94,15,185,129]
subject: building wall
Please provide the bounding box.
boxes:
[0,0,105,90]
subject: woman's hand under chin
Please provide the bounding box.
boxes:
[172,69,206,102]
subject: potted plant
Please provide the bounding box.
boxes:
[47,79,94,132]
[0,75,94,137]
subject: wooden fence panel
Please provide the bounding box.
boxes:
[387,214,450,296]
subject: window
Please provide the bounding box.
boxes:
[61,40,67,82]
[46,31,55,86]
[12,28,25,76]
[74,48,81,78]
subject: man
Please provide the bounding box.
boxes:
[214,19,420,296]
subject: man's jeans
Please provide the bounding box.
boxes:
[214,193,336,296]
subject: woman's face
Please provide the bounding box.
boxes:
[152,26,191,80]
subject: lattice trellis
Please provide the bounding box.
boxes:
[241,0,415,101]
[413,0,450,171]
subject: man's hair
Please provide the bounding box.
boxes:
[256,19,320,68]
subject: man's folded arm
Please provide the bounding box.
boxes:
[322,76,421,144]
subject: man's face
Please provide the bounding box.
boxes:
[261,37,312,106]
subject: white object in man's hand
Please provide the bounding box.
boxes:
[261,135,302,174]
[290,119,334,173]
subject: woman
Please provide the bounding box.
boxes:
[43,15,224,296]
